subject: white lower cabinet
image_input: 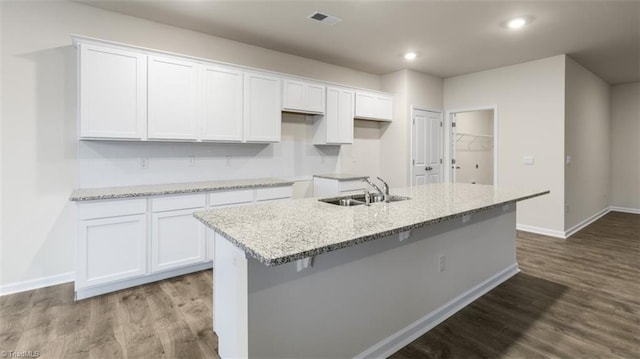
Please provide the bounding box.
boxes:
[78,214,147,288]
[75,185,292,299]
[77,198,147,291]
[151,194,207,272]
[313,177,367,197]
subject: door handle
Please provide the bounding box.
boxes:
[425,166,433,171]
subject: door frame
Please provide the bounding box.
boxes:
[444,105,499,185]
[409,105,444,186]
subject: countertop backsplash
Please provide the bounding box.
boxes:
[77,115,340,188]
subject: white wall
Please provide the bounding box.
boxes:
[444,56,566,233]
[610,82,640,211]
[564,57,610,230]
[380,70,443,188]
[78,114,340,189]
[455,110,494,185]
[339,120,382,181]
[0,0,383,289]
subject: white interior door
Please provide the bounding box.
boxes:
[412,109,443,185]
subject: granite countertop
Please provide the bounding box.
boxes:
[313,173,369,181]
[194,183,549,266]
[69,178,294,201]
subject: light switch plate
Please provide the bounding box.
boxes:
[523,156,535,165]
[566,155,572,165]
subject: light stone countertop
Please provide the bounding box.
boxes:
[194,183,549,266]
[313,173,369,181]
[69,178,293,201]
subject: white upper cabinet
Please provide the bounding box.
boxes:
[314,87,354,145]
[244,71,281,143]
[147,55,199,140]
[201,65,243,142]
[355,91,393,122]
[79,43,147,139]
[282,79,326,114]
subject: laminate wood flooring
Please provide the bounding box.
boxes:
[1,211,638,358]
[392,211,640,359]
[0,271,219,359]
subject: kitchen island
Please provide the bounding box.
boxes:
[194,183,548,358]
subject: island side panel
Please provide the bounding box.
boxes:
[245,206,518,358]
[213,232,249,358]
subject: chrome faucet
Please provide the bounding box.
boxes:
[377,177,390,202]
[362,177,390,202]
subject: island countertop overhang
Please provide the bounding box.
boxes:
[194,183,549,267]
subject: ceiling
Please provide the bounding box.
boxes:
[78,1,639,85]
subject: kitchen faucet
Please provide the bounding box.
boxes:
[362,177,390,203]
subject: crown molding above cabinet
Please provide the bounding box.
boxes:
[72,35,393,145]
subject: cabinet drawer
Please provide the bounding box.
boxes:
[152,194,206,212]
[339,180,366,193]
[210,189,254,207]
[256,186,292,202]
[78,198,147,220]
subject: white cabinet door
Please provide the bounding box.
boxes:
[306,83,326,114]
[282,79,306,112]
[201,65,243,142]
[376,95,393,121]
[355,91,377,119]
[208,189,255,261]
[79,43,147,139]
[282,79,325,114]
[77,214,146,288]
[147,56,199,140]
[315,87,353,145]
[151,208,206,272]
[244,72,281,142]
[355,91,393,122]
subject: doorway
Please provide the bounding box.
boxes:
[448,107,498,185]
[411,108,443,185]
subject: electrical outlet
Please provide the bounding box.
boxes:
[225,155,232,167]
[188,156,196,167]
[439,254,446,272]
[140,157,148,169]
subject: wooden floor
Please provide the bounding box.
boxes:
[1,211,638,358]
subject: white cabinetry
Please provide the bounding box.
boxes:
[282,79,326,115]
[201,65,244,142]
[151,194,206,272]
[147,56,199,140]
[313,177,367,197]
[244,71,282,142]
[313,87,354,144]
[355,91,393,122]
[79,43,147,139]
[77,199,147,289]
[207,189,254,260]
[256,186,294,203]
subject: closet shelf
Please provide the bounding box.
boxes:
[456,132,494,151]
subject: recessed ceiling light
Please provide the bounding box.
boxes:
[504,16,533,30]
[404,52,417,60]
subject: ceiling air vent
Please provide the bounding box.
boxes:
[307,11,342,26]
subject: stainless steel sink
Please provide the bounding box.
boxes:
[320,194,410,206]
[321,198,366,207]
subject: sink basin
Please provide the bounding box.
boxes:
[320,194,410,206]
[321,198,366,207]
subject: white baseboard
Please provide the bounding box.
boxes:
[0,271,74,297]
[516,224,565,239]
[564,207,610,238]
[75,262,213,300]
[609,206,640,214]
[354,264,520,359]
